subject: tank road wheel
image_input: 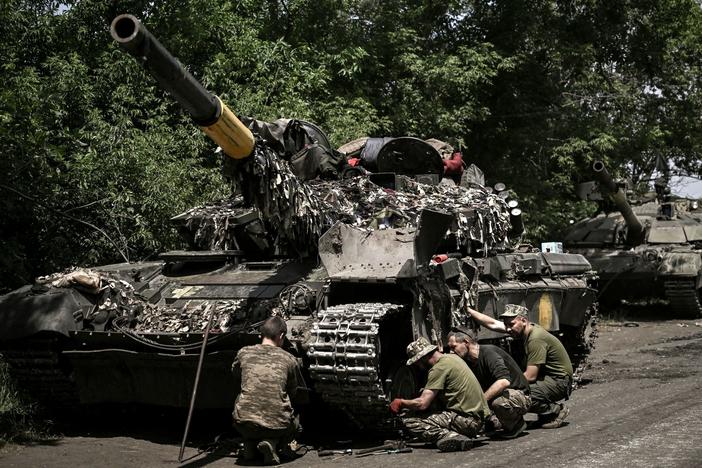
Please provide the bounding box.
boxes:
[664,280,702,319]
[304,303,405,431]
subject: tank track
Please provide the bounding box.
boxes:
[664,279,702,318]
[305,303,400,430]
[571,303,599,388]
[0,337,79,410]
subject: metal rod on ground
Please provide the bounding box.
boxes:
[178,304,215,462]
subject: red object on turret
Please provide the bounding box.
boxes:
[443,151,463,175]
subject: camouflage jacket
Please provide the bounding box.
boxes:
[232,344,299,430]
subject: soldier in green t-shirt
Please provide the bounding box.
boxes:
[467,304,573,429]
[388,337,489,452]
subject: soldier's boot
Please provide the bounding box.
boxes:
[483,413,503,436]
[498,419,527,439]
[240,440,258,461]
[436,432,473,452]
[257,439,280,465]
[540,404,570,429]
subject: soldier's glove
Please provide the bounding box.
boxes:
[389,398,403,414]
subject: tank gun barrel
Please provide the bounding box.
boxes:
[110,14,254,159]
[592,160,644,246]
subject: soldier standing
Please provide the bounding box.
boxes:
[447,329,531,438]
[468,304,573,429]
[389,337,489,452]
[232,316,301,465]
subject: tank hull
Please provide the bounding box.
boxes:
[569,246,702,316]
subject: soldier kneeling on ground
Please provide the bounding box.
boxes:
[468,304,573,429]
[448,329,531,438]
[389,337,490,452]
[232,316,302,465]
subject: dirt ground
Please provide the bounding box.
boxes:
[2,315,702,468]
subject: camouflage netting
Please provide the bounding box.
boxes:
[306,176,510,250]
[230,142,329,256]
[38,268,274,335]
[188,141,511,255]
[180,199,254,251]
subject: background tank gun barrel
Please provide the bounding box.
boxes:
[592,160,644,245]
[110,14,254,159]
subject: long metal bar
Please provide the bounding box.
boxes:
[178,304,215,462]
[110,14,254,159]
[110,14,218,124]
[592,160,644,245]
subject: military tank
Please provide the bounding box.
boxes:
[564,161,702,317]
[0,14,598,430]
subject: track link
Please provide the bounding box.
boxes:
[305,303,401,429]
[664,279,702,318]
[571,302,599,388]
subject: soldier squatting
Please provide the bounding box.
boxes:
[233,303,574,464]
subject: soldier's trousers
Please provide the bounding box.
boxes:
[233,416,300,444]
[491,388,531,431]
[403,410,483,444]
[529,375,571,416]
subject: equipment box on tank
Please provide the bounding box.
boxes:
[541,242,564,254]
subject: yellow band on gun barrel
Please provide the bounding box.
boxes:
[200,97,255,159]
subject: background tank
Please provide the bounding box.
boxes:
[564,160,702,317]
[0,14,597,431]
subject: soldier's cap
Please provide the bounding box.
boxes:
[406,337,438,366]
[498,304,529,319]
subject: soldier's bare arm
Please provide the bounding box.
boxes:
[484,378,510,401]
[467,307,507,332]
[231,355,242,389]
[524,364,539,383]
[398,388,438,411]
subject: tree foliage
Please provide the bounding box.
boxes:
[1,0,701,291]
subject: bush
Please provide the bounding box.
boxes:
[0,354,53,446]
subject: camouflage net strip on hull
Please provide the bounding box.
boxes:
[306,303,400,430]
[664,279,702,318]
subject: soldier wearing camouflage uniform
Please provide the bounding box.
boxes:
[448,329,531,438]
[389,337,489,452]
[232,316,301,465]
[468,304,573,429]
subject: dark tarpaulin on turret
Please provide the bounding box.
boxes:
[238,117,345,181]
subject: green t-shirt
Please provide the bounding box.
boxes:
[525,324,573,379]
[425,354,489,418]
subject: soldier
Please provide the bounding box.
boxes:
[447,329,531,438]
[467,304,573,429]
[232,316,301,465]
[389,337,489,452]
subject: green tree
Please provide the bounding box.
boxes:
[2,0,702,292]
